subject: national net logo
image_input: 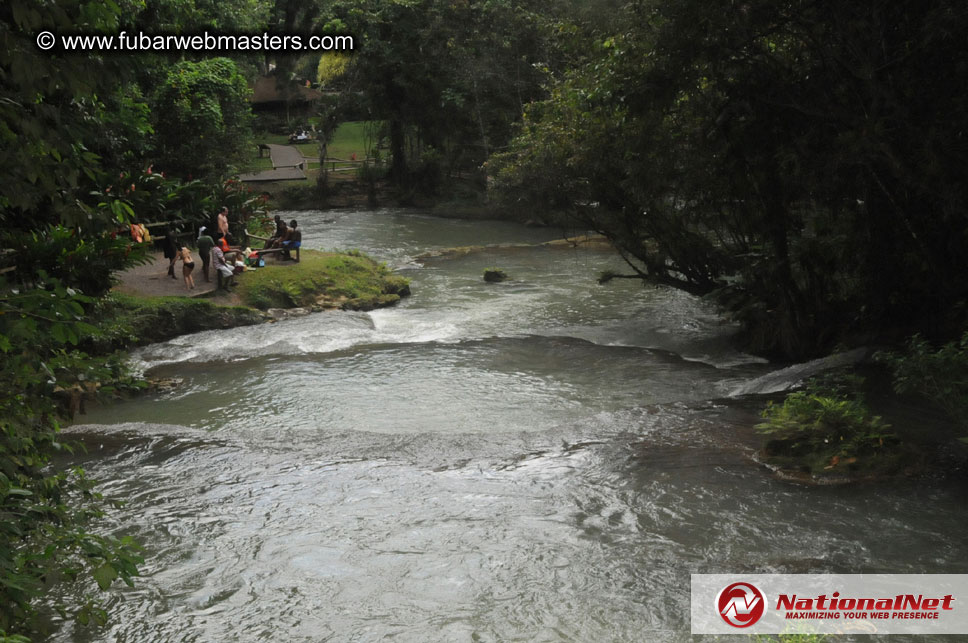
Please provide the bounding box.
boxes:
[717,581,766,627]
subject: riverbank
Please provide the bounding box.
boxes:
[86,248,410,355]
[254,172,521,221]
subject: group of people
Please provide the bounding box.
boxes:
[158,209,304,291]
[161,206,244,291]
[288,127,314,143]
[265,214,302,261]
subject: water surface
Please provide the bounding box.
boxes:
[58,209,968,642]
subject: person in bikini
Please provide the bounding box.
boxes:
[178,246,196,290]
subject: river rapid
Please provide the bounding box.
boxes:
[58,209,968,642]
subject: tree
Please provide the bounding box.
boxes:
[152,58,253,179]
[0,0,152,635]
[494,0,968,358]
[318,0,553,192]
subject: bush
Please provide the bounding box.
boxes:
[357,160,388,184]
[876,332,968,437]
[757,375,901,475]
[0,276,144,635]
[9,226,149,297]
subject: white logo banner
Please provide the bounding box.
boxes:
[692,574,968,635]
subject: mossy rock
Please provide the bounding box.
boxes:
[342,294,401,311]
[383,275,411,297]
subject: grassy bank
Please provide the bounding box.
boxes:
[85,250,409,352]
[84,293,267,353]
[236,249,410,311]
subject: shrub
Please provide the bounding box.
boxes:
[0,276,144,635]
[876,332,968,437]
[757,375,900,475]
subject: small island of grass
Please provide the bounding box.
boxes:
[237,249,410,311]
[85,249,410,354]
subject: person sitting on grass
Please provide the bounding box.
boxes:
[281,220,301,261]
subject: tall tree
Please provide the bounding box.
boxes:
[319,0,553,191]
[495,0,968,358]
[152,58,253,179]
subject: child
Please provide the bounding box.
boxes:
[178,246,196,290]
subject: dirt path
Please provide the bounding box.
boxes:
[113,251,220,298]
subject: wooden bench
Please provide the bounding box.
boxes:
[256,246,300,262]
[245,230,300,262]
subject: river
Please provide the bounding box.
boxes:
[58,209,968,642]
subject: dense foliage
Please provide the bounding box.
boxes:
[152,58,254,179]
[877,333,968,437]
[0,0,261,636]
[0,0,150,633]
[757,375,901,476]
[0,275,146,636]
[493,0,968,358]
[313,0,561,192]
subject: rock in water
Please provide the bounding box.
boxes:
[483,268,508,283]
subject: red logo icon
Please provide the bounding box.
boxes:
[717,581,766,627]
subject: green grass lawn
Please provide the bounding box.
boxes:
[243,121,383,179]
[253,121,378,158]
[328,121,380,160]
[242,121,379,186]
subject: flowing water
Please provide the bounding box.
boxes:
[57,209,968,642]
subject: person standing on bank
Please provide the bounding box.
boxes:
[197,226,214,282]
[163,226,178,279]
[217,207,229,238]
[178,246,196,290]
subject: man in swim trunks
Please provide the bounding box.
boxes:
[281,220,302,261]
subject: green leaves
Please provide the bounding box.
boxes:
[495,0,968,359]
[92,564,118,591]
[0,272,148,634]
[152,58,253,179]
[756,374,903,475]
[877,332,968,436]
